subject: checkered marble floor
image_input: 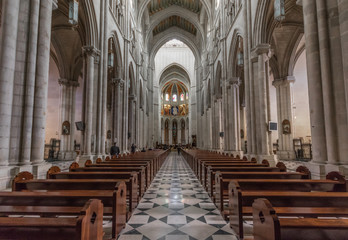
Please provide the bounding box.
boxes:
[118,153,238,240]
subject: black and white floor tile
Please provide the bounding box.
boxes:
[117,153,238,240]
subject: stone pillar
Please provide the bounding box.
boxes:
[229,77,243,156]
[20,0,40,166]
[82,46,99,157]
[302,0,327,165]
[251,44,276,165]
[101,0,108,157]
[169,121,173,145]
[30,0,53,164]
[58,79,79,161]
[339,0,348,122]
[0,0,20,166]
[127,94,136,151]
[112,78,124,147]
[273,76,296,161]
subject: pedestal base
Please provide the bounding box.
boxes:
[258,155,278,167]
[32,162,53,179]
[0,162,52,190]
[58,151,77,161]
[304,162,348,179]
[78,155,98,165]
[304,162,329,179]
[277,150,296,161]
[231,151,244,159]
[0,166,12,189]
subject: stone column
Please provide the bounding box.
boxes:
[169,121,172,145]
[82,46,99,157]
[101,0,108,157]
[223,79,230,152]
[339,0,348,122]
[229,77,243,156]
[31,0,53,164]
[58,79,79,161]
[273,76,296,161]
[127,94,136,151]
[112,78,124,146]
[302,0,327,165]
[20,0,40,166]
[0,0,20,166]
[251,44,276,165]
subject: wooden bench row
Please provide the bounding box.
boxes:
[182,149,348,240]
[0,149,170,239]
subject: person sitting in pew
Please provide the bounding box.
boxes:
[110,142,120,158]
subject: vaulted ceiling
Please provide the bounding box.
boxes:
[148,0,202,16]
[153,15,197,36]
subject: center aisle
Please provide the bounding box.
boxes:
[118,153,237,240]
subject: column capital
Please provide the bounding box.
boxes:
[272,76,295,87]
[111,78,124,87]
[129,94,137,101]
[228,77,241,88]
[251,44,272,61]
[58,79,80,87]
[82,46,100,59]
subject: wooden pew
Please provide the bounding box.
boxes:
[213,168,310,214]
[70,163,147,197]
[47,167,138,213]
[0,199,103,240]
[201,162,271,188]
[210,166,293,202]
[89,162,152,184]
[206,165,279,196]
[101,160,156,180]
[229,180,348,239]
[195,159,249,178]
[197,160,263,184]
[0,188,126,238]
[252,198,348,240]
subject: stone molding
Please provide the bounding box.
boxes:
[228,77,241,88]
[82,46,101,63]
[129,94,137,101]
[250,44,272,61]
[112,78,124,88]
[272,76,295,87]
[58,79,80,87]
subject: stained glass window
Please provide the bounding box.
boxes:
[173,94,177,102]
[186,93,189,100]
[180,94,184,101]
[165,93,169,101]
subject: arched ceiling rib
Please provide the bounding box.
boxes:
[153,15,197,36]
[148,0,202,16]
[159,64,191,87]
[140,0,211,62]
[149,28,201,66]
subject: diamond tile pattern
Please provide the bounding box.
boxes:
[117,153,237,240]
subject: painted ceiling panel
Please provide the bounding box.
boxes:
[148,0,201,16]
[163,80,188,96]
[153,15,197,36]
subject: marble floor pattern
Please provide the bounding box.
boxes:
[117,153,238,240]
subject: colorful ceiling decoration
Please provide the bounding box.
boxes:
[148,0,201,16]
[153,15,197,36]
[162,80,188,97]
